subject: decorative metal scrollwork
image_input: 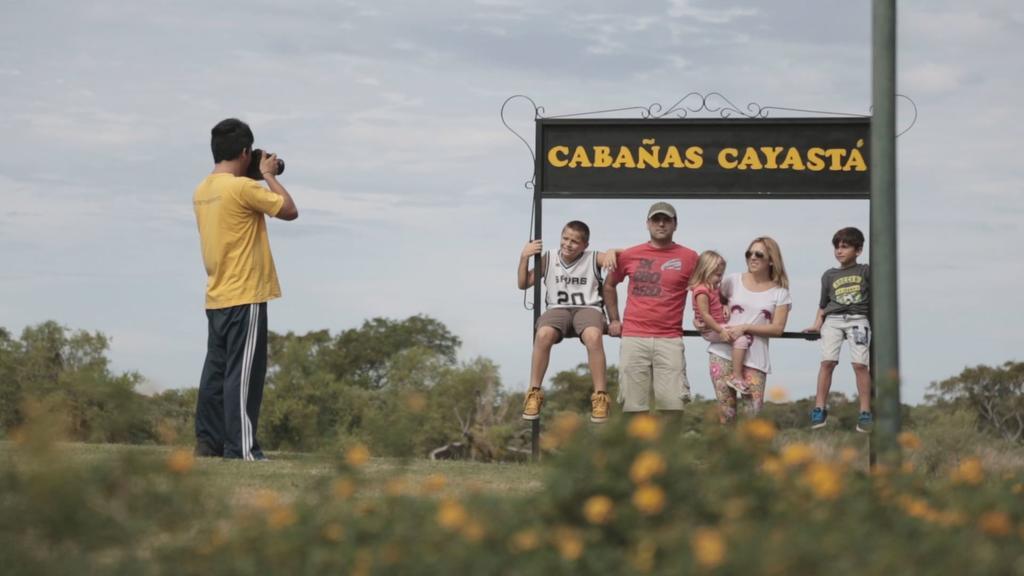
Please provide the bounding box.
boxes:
[501,92,918,168]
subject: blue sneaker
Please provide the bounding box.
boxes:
[856,411,874,433]
[810,407,828,429]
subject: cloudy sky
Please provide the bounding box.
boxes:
[2,0,1021,405]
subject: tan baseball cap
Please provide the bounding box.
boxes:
[647,201,677,220]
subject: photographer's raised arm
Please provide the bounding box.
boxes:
[261,153,298,221]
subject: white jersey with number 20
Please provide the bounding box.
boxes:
[543,250,603,310]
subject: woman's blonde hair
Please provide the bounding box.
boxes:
[748,236,789,289]
[688,250,726,289]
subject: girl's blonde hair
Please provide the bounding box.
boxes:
[688,250,726,289]
[748,236,789,289]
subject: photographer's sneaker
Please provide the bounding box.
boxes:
[856,411,874,433]
[522,387,544,421]
[591,391,610,423]
[810,407,828,429]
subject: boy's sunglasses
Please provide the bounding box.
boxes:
[745,250,767,260]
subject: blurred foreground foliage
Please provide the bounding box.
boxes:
[2,408,1024,575]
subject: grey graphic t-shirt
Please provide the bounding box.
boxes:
[820,263,870,317]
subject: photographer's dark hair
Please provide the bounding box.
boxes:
[832,226,865,250]
[211,118,254,163]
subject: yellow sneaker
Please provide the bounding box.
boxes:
[522,387,544,420]
[591,391,609,423]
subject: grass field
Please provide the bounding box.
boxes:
[0,440,545,505]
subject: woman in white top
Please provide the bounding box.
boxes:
[707,236,791,423]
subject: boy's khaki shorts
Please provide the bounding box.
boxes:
[536,307,605,342]
[617,336,690,412]
[821,314,871,365]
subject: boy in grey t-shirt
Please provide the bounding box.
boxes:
[803,227,873,432]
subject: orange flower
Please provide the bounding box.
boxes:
[422,473,448,494]
[977,511,1013,537]
[766,386,789,403]
[760,456,784,479]
[632,484,667,516]
[345,443,371,467]
[461,519,486,543]
[166,449,195,474]
[951,457,984,486]
[628,414,662,441]
[267,506,297,530]
[898,431,922,451]
[509,529,540,553]
[739,418,777,443]
[436,499,468,530]
[582,495,615,525]
[691,527,725,569]
[553,526,584,561]
[780,443,815,467]
[322,522,344,542]
[404,391,427,413]
[630,450,668,484]
[332,478,357,500]
[630,540,657,573]
[803,462,843,500]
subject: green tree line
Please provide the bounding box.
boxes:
[1,319,1021,456]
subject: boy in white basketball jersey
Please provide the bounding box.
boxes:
[517,221,617,423]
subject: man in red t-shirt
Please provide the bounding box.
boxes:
[604,202,699,413]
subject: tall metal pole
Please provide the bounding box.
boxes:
[871,0,901,465]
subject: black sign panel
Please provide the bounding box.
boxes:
[537,118,870,199]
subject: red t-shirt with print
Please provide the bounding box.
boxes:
[608,242,699,337]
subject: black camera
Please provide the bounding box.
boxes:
[246,148,286,181]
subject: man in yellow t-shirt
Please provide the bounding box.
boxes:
[193,118,298,461]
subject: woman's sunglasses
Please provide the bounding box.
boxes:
[745,250,767,260]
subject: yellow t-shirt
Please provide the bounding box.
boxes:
[193,173,285,309]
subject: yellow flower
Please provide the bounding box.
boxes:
[404,391,427,413]
[332,477,357,500]
[630,540,657,573]
[352,550,373,576]
[385,478,406,497]
[780,443,815,467]
[345,443,371,467]
[166,449,195,474]
[691,527,726,569]
[739,418,777,443]
[422,473,448,494]
[977,511,1013,537]
[582,495,615,525]
[461,519,486,542]
[630,450,668,484]
[628,414,662,441]
[766,385,789,403]
[543,412,583,450]
[900,461,915,475]
[1013,483,1024,495]
[760,456,784,479]
[509,529,540,553]
[803,462,843,500]
[267,505,297,530]
[436,499,468,530]
[381,543,402,565]
[250,489,282,510]
[322,522,344,542]
[632,484,667,516]
[898,495,933,520]
[553,526,584,561]
[838,447,861,466]
[898,431,922,451]
[951,457,984,486]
